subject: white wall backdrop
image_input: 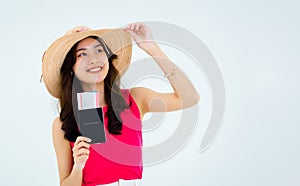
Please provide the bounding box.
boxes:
[0,0,299,185]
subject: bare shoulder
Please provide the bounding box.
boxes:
[129,87,156,118]
[52,117,64,138]
[129,87,153,107]
[129,87,155,99]
[130,87,146,98]
[52,117,69,146]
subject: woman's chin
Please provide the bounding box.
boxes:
[86,75,105,83]
[95,77,105,83]
[79,78,104,87]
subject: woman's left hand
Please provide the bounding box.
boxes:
[124,22,157,52]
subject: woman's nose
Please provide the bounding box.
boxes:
[88,54,99,64]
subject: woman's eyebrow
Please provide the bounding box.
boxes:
[76,48,86,53]
[94,44,102,48]
[76,44,103,53]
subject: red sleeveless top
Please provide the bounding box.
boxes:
[70,89,143,186]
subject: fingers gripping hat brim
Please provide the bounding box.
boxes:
[42,29,132,98]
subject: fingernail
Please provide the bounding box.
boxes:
[87,138,92,142]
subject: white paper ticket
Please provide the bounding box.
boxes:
[77,91,100,110]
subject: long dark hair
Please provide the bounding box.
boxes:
[59,36,129,142]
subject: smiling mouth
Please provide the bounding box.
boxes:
[87,66,103,73]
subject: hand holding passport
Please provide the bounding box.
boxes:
[77,92,106,144]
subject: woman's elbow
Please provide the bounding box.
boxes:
[191,92,200,106]
[194,92,200,104]
[182,92,200,108]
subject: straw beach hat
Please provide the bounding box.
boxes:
[42,28,132,98]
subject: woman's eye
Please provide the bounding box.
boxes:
[96,49,103,53]
[77,53,87,57]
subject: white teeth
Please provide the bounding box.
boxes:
[88,67,102,72]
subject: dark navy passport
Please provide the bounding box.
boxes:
[77,108,106,144]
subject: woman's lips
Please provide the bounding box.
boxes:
[87,66,102,73]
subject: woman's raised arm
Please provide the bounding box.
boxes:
[125,22,200,118]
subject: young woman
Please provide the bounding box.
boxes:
[42,22,199,186]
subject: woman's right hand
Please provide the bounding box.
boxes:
[72,136,91,170]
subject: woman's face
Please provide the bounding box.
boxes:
[72,37,109,87]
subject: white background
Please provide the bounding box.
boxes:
[0,0,299,185]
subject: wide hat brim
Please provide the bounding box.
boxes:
[42,28,132,98]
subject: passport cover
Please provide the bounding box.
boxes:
[77,108,106,144]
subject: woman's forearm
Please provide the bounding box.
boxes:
[145,43,200,107]
[60,166,83,186]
